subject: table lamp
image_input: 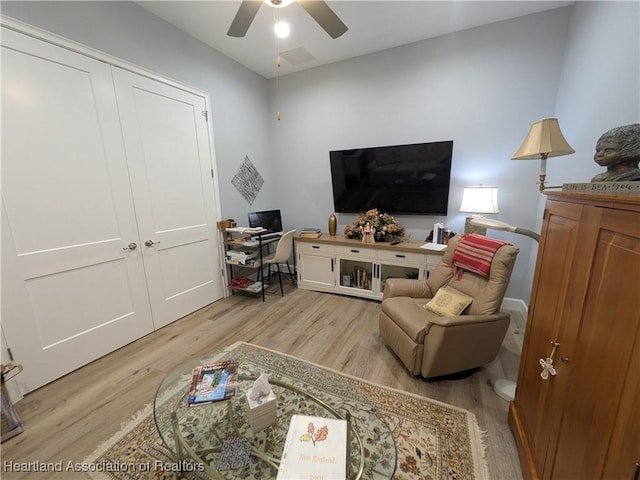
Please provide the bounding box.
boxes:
[459,185,499,235]
[511,118,575,192]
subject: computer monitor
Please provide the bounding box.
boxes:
[248,209,283,236]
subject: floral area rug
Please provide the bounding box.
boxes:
[84,342,488,479]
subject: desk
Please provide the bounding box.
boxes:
[224,230,280,301]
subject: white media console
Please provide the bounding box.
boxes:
[296,234,446,301]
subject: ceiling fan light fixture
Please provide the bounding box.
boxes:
[263,0,295,8]
[274,21,290,38]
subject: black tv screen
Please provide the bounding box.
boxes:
[329,141,453,215]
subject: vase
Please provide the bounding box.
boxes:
[328,213,337,236]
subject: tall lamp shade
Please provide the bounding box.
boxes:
[512,118,574,192]
[459,185,499,234]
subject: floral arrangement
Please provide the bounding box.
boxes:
[344,208,406,243]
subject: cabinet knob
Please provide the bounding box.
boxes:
[561,356,570,362]
[122,242,138,251]
[145,240,160,247]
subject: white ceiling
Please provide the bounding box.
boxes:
[137,1,573,79]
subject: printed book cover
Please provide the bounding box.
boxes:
[276,414,347,480]
[187,360,238,406]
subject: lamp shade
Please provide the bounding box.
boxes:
[459,186,500,214]
[512,118,575,160]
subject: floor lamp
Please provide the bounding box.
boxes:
[470,217,539,401]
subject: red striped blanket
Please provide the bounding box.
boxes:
[452,233,509,277]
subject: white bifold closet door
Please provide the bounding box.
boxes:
[112,68,221,329]
[1,27,222,392]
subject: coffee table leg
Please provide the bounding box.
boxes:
[171,412,184,466]
[346,412,353,479]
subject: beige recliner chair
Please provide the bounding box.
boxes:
[378,235,519,378]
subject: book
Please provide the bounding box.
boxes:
[276,414,347,480]
[244,281,263,293]
[187,360,238,406]
[300,228,322,239]
[225,226,267,234]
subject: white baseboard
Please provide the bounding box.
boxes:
[502,297,527,319]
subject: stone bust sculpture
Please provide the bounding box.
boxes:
[591,124,640,182]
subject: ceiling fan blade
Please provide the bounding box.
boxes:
[227,0,262,38]
[298,1,348,39]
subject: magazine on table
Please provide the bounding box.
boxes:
[187,359,238,406]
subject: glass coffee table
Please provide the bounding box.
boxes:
[154,352,396,479]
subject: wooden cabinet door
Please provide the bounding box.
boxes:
[513,199,584,478]
[550,206,640,479]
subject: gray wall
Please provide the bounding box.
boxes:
[267,2,639,302]
[3,1,639,304]
[268,7,573,301]
[554,1,640,182]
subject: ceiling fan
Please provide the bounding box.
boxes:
[227,0,348,39]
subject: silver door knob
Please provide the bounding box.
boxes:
[145,240,160,247]
[122,242,138,251]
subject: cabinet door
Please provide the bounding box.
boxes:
[377,250,426,296]
[112,68,223,329]
[378,263,421,295]
[298,244,335,290]
[550,206,640,479]
[1,29,154,391]
[513,199,584,478]
[336,257,375,296]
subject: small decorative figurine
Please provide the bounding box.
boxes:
[591,124,640,182]
[362,222,375,244]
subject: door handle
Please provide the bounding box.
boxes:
[145,240,161,247]
[122,242,138,251]
[539,341,560,380]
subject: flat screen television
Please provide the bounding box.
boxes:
[329,141,453,215]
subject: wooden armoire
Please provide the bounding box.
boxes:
[508,191,640,480]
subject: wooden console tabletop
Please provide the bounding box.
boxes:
[296,233,447,256]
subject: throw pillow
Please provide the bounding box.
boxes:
[424,286,473,316]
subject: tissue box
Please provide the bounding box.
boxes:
[246,389,277,431]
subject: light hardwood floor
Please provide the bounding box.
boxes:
[2,283,524,479]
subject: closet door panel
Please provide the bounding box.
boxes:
[1,28,154,392]
[112,68,223,329]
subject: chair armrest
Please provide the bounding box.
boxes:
[427,311,510,328]
[382,278,434,300]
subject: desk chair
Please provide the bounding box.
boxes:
[262,229,297,296]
